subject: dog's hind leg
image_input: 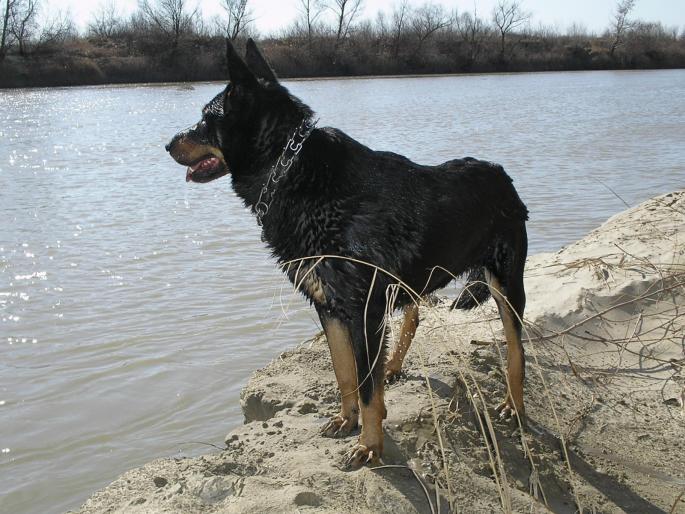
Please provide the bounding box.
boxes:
[319,317,360,438]
[486,228,527,421]
[486,268,526,420]
[385,303,419,383]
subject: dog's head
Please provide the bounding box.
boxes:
[165,38,286,183]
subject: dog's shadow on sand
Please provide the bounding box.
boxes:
[371,436,452,514]
[374,375,667,514]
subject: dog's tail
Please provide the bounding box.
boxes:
[451,267,491,310]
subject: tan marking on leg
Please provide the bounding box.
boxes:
[345,383,385,469]
[303,273,326,304]
[499,306,525,414]
[385,303,419,381]
[485,270,526,417]
[293,263,327,305]
[320,319,359,437]
[360,383,385,453]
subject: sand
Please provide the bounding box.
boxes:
[75,191,685,514]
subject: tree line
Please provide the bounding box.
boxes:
[1,0,684,88]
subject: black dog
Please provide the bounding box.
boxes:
[167,39,529,470]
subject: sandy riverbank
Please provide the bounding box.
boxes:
[75,191,685,514]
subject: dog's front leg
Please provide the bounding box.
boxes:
[344,378,385,470]
[340,306,387,470]
[319,317,360,438]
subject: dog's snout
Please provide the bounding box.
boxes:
[166,135,180,153]
[166,132,184,154]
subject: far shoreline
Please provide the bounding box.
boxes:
[2,66,683,92]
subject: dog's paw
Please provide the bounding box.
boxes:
[320,414,358,438]
[342,443,382,471]
[496,397,525,423]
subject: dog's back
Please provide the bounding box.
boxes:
[289,128,528,299]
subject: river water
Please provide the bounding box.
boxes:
[1,69,684,513]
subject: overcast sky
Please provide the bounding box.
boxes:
[49,0,685,35]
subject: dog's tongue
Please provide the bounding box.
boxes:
[186,157,219,182]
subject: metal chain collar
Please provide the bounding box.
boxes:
[254,116,318,226]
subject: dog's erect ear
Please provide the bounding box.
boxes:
[245,38,278,84]
[226,38,256,86]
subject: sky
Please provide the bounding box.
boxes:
[49,0,685,35]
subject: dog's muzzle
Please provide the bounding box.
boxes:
[166,133,229,184]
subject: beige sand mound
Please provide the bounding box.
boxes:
[76,191,685,514]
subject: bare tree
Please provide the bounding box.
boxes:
[217,0,253,41]
[390,0,410,57]
[374,9,387,39]
[410,2,451,51]
[193,13,211,37]
[328,0,364,46]
[2,0,72,56]
[9,0,38,56]
[1,0,17,59]
[609,0,636,56]
[88,0,121,38]
[37,8,74,48]
[455,7,488,66]
[530,22,559,43]
[567,21,590,42]
[492,0,530,61]
[138,0,198,48]
[298,0,325,47]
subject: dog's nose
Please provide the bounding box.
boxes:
[165,141,172,152]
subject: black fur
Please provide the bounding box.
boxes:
[167,39,529,408]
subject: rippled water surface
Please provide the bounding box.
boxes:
[1,70,684,513]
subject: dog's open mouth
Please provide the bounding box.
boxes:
[185,155,229,183]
